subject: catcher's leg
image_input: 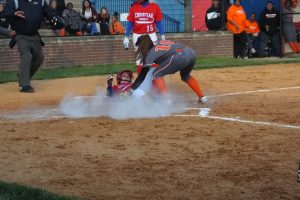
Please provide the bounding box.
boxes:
[152,56,176,95]
[180,48,206,103]
[180,64,204,98]
[185,76,204,98]
[153,77,167,94]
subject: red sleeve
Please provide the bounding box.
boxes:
[154,3,163,22]
[112,85,119,93]
[127,6,135,22]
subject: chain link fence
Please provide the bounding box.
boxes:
[281,0,300,55]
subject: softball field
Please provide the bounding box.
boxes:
[0,63,299,199]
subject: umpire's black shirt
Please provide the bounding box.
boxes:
[259,7,280,36]
[4,0,54,35]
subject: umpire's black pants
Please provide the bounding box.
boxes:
[233,31,247,58]
[16,35,44,87]
[259,31,280,57]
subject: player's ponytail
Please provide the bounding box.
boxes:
[135,35,154,64]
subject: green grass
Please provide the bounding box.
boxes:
[197,56,300,69]
[0,180,81,200]
[1,56,300,84]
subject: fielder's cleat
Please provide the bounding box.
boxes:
[198,96,208,104]
[20,86,35,93]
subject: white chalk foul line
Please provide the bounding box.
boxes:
[204,115,300,129]
[171,108,300,130]
[207,86,300,98]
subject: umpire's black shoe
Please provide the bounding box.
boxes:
[20,86,35,93]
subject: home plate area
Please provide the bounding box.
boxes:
[2,85,300,130]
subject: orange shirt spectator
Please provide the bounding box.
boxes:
[227,0,247,59]
[109,12,125,35]
[227,1,246,34]
[245,20,260,34]
[245,13,260,56]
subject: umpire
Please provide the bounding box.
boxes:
[4,0,63,93]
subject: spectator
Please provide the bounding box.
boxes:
[245,13,260,56]
[49,0,60,16]
[49,0,65,36]
[62,2,82,36]
[62,2,72,16]
[227,0,247,59]
[282,0,300,53]
[56,0,66,17]
[0,1,9,29]
[97,6,110,35]
[109,12,125,35]
[258,1,280,57]
[205,0,226,31]
[81,0,98,35]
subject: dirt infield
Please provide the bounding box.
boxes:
[0,63,300,200]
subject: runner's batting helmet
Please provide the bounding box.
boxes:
[117,70,134,84]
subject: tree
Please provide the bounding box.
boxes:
[184,0,192,32]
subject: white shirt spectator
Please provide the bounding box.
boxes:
[83,8,92,19]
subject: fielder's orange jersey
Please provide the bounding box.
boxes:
[127,3,163,34]
[245,20,260,34]
[227,5,246,34]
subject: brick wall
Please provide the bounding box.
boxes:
[0,32,233,71]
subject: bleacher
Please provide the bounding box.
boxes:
[39,0,184,36]
[93,0,183,32]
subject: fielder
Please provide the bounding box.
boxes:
[123,0,165,71]
[131,35,208,104]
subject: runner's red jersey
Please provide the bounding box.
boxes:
[127,3,163,34]
[112,83,132,94]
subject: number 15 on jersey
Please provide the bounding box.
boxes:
[147,25,154,32]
